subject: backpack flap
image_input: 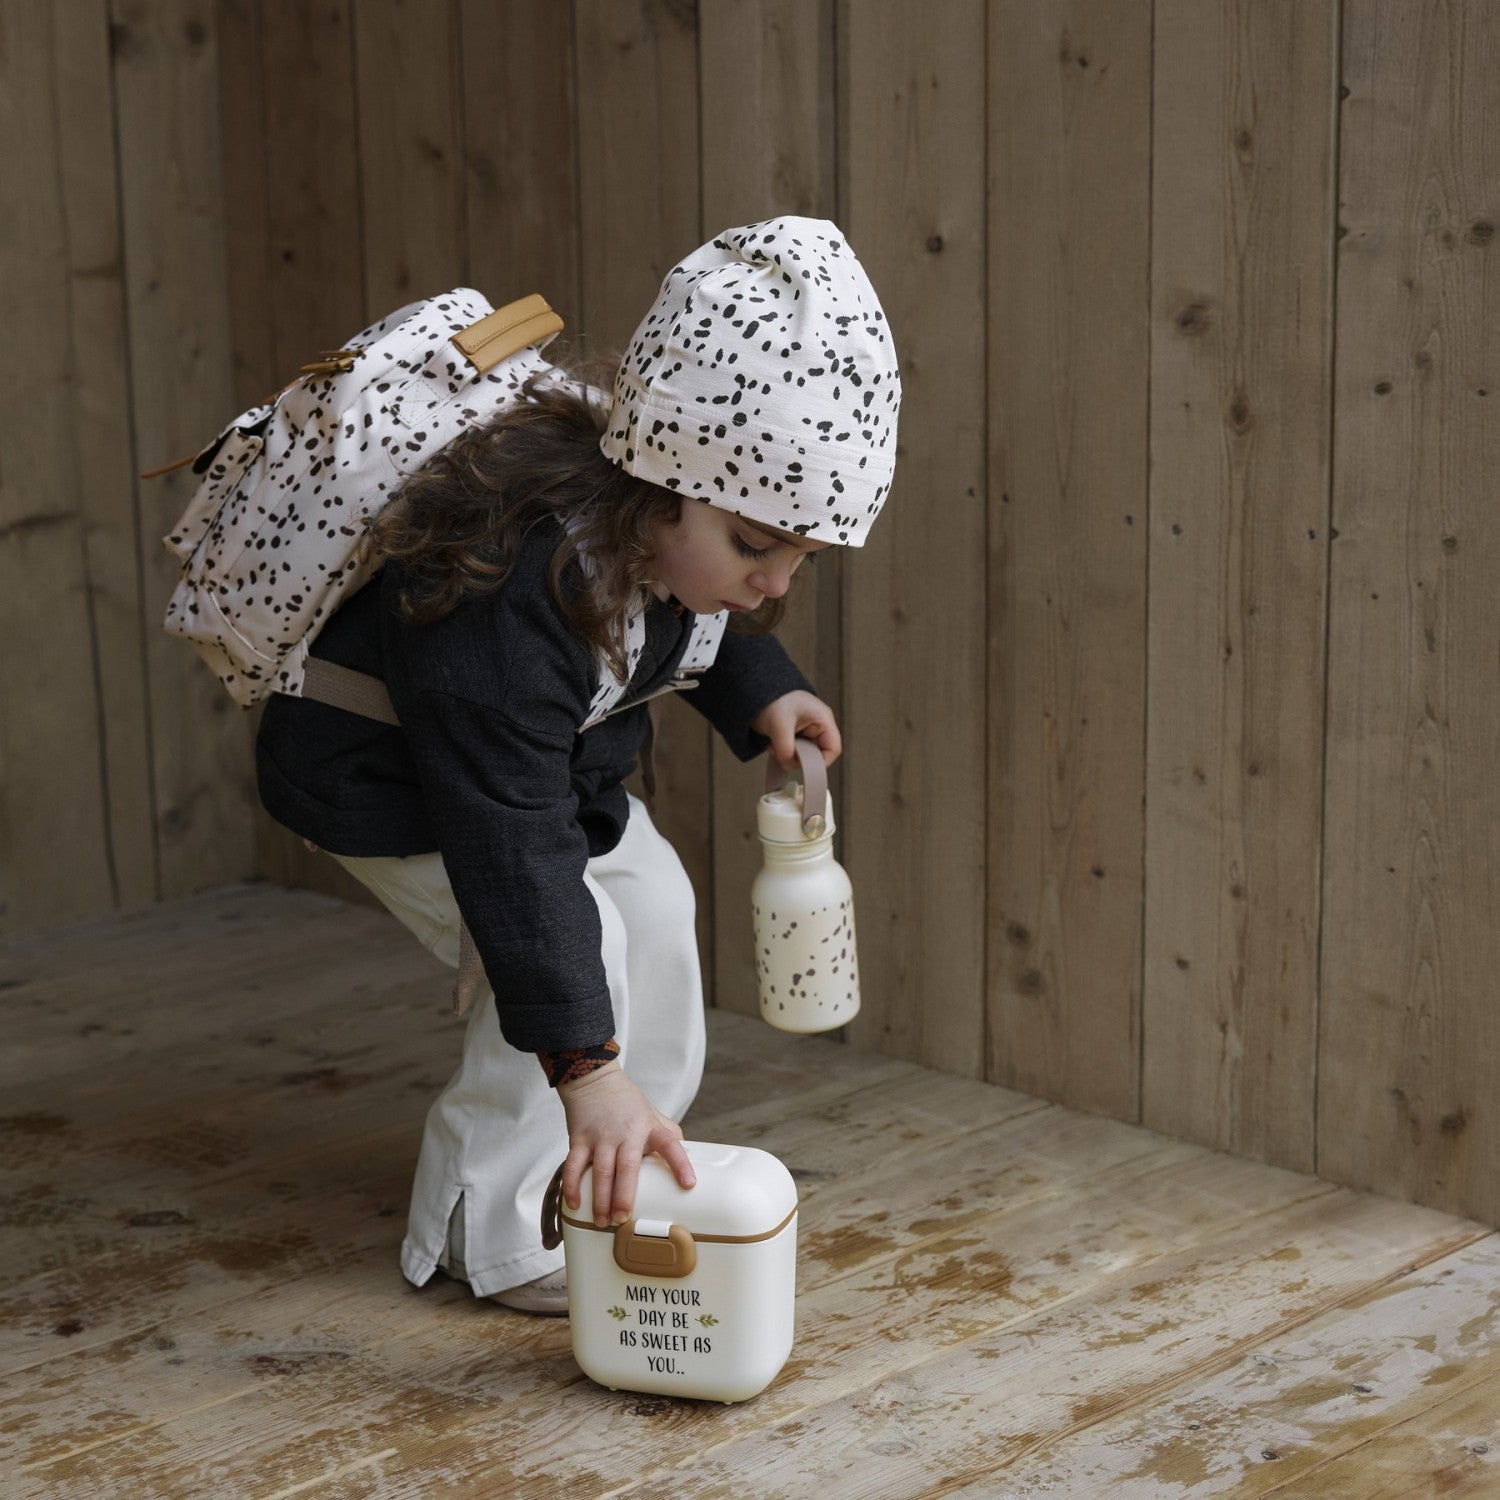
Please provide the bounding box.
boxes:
[161,289,563,708]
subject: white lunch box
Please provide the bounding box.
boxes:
[542,1141,798,1403]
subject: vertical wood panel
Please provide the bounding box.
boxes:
[574,0,701,354]
[461,0,581,333]
[227,0,380,908]
[216,0,272,410]
[354,0,466,313]
[575,0,710,969]
[1144,0,1339,1170]
[0,0,155,934]
[841,0,988,1072]
[699,0,838,1019]
[986,1,1152,1120]
[1321,0,1500,1221]
[54,3,159,917]
[113,0,257,899]
[260,3,365,375]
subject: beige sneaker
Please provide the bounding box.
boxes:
[488,1266,569,1316]
[440,1199,569,1316]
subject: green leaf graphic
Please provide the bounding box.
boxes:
[607,1305,628,1321]
[698,1313,719,1327]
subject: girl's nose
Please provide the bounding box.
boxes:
[753,566,791,599]
[753,555,799,599]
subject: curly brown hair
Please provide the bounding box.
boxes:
[369,351,786,683]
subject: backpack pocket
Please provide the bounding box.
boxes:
[162,407,273,565]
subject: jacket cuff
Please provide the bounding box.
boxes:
[496,988,617,1054]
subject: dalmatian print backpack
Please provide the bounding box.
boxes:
[159,289,725,729]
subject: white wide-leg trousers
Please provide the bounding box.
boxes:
[331,793,705,1297]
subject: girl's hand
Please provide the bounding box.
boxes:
[557,1062,695,1226]
[751,690,842,771]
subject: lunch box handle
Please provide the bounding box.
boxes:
[541,1160,565,1250]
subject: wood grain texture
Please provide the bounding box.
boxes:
[1144,0,1339,1170]
[0,0,156,935]
[5,890,1496,1498]
[460,0,581,331]
[353,0,466,312]
[1318,0,1500,1225]
[986,0,1152,1121]
[216,0,382,908]
[111,0,258,900]
[644,1195,1482,1498]
[212,0,363,900]
[215,0,273,410]
[574,0,701,355]
[699,0,838,1018]
[574,0,712,971]
[839,0,988,1072]
[999,1232,1500,1495]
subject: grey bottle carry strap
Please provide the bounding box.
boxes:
[764,736,828,837]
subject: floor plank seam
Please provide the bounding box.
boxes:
[1249,1363,1500,1499]
[910,1224,1500,1499]
[540,1182,1352,1498]
[254,1446,400,1500]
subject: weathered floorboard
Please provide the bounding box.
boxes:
[6,889,1496,1499]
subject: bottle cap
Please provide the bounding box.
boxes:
[757,780,836,843]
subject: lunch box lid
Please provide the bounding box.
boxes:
[570,1140,797,1241]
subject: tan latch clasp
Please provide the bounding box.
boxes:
[613,1219,697,1279]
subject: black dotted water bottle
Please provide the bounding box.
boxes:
[752,738,860,1033]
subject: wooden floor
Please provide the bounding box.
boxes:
[4,888,1499,1498]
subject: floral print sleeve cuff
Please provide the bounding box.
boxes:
[537,1037,622,1089]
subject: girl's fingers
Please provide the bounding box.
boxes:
[657,1131,697,1191]
[561,1144,590,1212]
[611,1149,643,1225]
[775,725,797,768]
[812,716,841,764]
[590,1146,616,1228]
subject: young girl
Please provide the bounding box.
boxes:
[255,217,901,1314]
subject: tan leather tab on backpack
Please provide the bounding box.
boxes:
[454,294,563,374]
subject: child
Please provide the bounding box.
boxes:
[255,217,901,1313]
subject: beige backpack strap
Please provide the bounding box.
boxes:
[300,657,400,726]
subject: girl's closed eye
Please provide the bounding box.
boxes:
[733,533,773,560]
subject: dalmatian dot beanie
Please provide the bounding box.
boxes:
[599,216,901,546]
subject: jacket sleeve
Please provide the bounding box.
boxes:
[684,624,814,762]
[379,556,615,1054]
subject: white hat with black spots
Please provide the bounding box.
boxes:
[599,216,901,547]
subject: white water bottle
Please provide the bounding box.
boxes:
[752,738,860,1033]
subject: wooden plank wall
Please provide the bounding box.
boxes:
[5,0,1499,1225]
[1143,0,1339,1172]
[1320,0,1500,1224]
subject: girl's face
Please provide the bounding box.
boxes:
[647,500,830,616]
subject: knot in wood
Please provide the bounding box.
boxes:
[1176,301,1211,334]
